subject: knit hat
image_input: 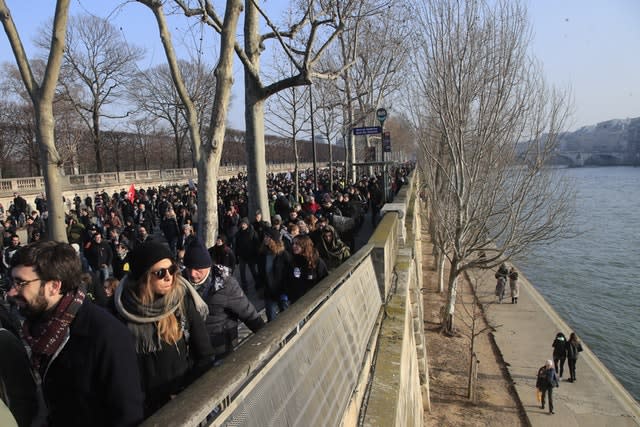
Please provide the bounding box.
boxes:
[264,227,282,242]
[272,214,282,224]
[183,238,212,269]
[240,217,250,225]
[129,241,174,281]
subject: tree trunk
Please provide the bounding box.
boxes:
[93,108,102,172]
[197,159,219,246]
[244,78,269,222]
[438,251,446,293]
[36,104,66,241]
[443,268,459,334]
[243,0,270,223]
[293,136,299,202]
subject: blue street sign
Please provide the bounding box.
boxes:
[353,126,382,136]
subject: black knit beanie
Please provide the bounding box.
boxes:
[128,241,174,281]
[183,238,212,269]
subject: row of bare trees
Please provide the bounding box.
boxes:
[1,0,414,245]
[405,0,576,335]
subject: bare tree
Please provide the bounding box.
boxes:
[137,0,241,246]
[312,79,341,190]
[129,60,216,168]
[173,0,382,221]
[1,0,70,241]
[36,14,145,172]
[324,0,410,182]
[265,52,311,201]
[409,0,575,334]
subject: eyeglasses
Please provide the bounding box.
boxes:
[150,264,178,280]
[10,277,42,290]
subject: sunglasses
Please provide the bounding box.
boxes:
[150,264,178,279]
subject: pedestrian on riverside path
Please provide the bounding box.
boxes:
[495,275,506,304]
[552,332,568,378]
[566,332,583,382]
[508,267,520,304]
[536,359,559,414]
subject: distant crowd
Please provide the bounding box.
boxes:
[0,164,412,426]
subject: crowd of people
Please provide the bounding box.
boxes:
[0,164,413,426]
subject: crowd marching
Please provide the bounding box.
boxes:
[0,164,412,426]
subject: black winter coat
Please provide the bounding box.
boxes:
[235,227,259,261]
[0,325,37,427]
[566,341,583,360]
[194,274,264,357]
[552,335,567,359]
[259,249,291,299]
[284,254,329,303]
[41,299,143,427]
[133,294,214,416]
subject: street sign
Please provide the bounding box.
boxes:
[376,108,388,123]
[383,131,391,152]
[353,126,382,136]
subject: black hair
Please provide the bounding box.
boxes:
[10,241,85,293]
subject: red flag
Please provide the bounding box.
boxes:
[127,184,136,203]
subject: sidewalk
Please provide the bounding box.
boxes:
[466,267,640,426]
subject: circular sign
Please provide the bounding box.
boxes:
[376,108,388,122]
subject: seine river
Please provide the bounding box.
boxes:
[520,166,640,402]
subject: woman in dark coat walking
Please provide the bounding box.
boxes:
[284,235,329,303]
[552,332,568,378]
[259,228,291,321]
[566,332,583,382]
[115,242,214,417]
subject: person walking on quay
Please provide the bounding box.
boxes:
[536,359,560,414]
[114,241,214,417]
[8,241,144,427]
[508,267,520,304]
[552,332,568,378]
[495,274,506,304]
[566,332,583,382]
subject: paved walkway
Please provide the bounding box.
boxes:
[466,267,640,426]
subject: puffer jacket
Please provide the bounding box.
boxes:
[192,271,264,357]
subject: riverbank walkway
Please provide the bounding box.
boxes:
[466,267,640,426]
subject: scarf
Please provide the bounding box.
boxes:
[115,276,208,354]
[22,289,85,378]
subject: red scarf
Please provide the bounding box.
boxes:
[22,289,85,377]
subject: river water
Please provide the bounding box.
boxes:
[520,166,640,402]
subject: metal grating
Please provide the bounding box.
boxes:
[218,257,381,427]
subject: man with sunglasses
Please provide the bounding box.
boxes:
[7,241,143,427]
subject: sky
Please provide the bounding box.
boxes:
[0,0,638,132]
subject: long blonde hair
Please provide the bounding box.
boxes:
[138,271,185,345]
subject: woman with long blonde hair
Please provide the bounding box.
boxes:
[115,242,213,417]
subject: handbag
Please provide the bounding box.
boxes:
[536,388,542,404]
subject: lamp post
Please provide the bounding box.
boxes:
[310,89,318,191]
[376,107,388,202]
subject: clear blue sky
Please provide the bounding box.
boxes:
[1,0,638,131]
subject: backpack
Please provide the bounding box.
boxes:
[536,366,550,389]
